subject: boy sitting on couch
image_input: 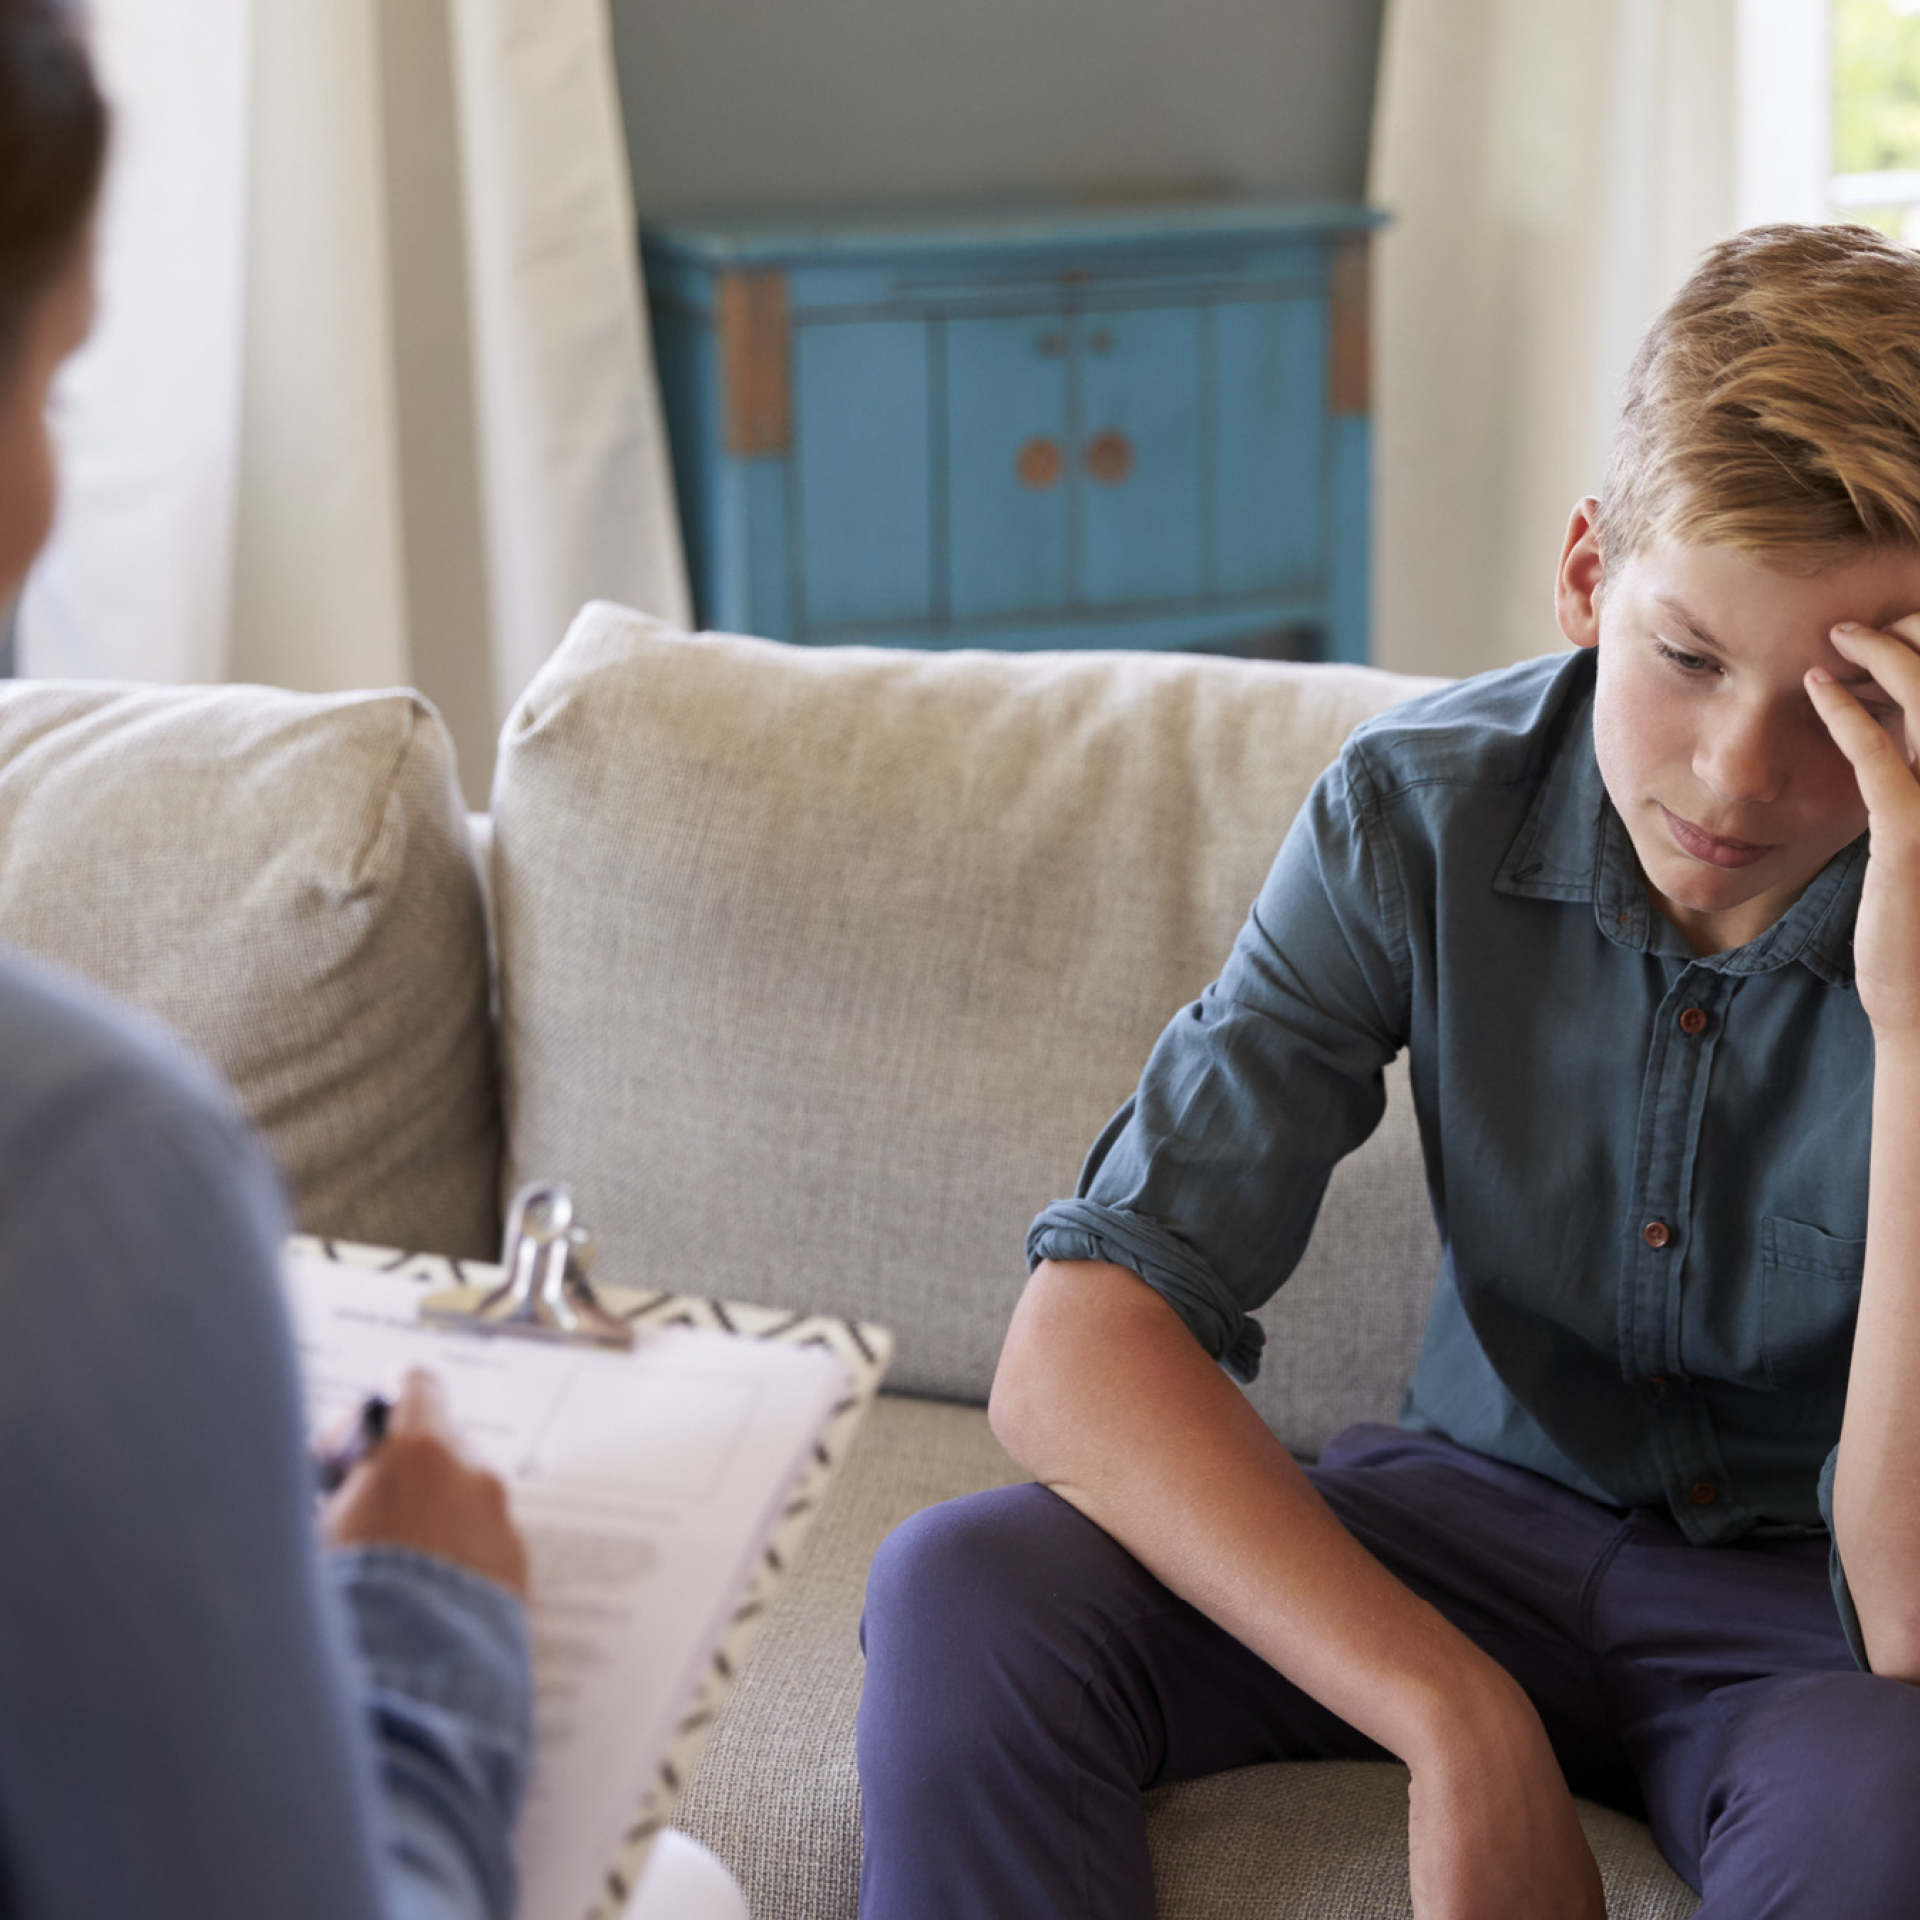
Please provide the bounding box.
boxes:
[859,223,1920,1919]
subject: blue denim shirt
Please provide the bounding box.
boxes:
[0,952,530,1920]
[1031,649,1871,1577]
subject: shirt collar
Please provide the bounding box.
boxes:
[1493,652,1863,986]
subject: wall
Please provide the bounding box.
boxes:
[608,0,1384,214]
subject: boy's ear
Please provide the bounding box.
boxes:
[1555,497,1605,651]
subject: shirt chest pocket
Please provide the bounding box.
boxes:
[1759,1216,1865,1392]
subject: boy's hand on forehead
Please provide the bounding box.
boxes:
[1809,614,1920,1036]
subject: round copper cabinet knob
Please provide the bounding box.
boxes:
[1016,436,1063,489]
[1085,430,1134,484]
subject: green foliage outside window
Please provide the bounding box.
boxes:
[1834,0,1920,234]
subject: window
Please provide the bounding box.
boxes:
[1832,0,1920,237]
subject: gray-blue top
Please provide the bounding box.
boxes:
[0,952,530,1919]
[1031,648,1869,1559]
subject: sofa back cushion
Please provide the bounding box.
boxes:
[0,681,501,1258]
[493,605,1446,1449]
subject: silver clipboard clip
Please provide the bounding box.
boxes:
[419,1181,634,1349]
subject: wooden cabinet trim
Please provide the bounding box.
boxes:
[721,271,791,455]
[1328,237,1371,417]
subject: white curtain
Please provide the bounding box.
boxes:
[19,0,690,804]
[1369,0,1831,681]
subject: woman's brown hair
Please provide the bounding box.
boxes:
[0,0,104,367]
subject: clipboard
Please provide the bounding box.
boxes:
[288,1185,892,1920]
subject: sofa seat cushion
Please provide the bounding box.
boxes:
[492,605,1445,1443]
[1148,1762,1699,1919]
[0,681,500,1256]
[675,1393,1700,1919]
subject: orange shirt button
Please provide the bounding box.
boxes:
[1689,1480,1718,1507]
[1643,1220,1671,1249]
[1678,1006,1708,1035]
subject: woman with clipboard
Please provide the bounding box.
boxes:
[0,7,533,1915]
[0,6,740,1915]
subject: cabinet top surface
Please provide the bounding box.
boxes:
[640,196,1384,267]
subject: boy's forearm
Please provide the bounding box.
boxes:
[1833,1035,1920,1679]
[990,1259,1538,1766]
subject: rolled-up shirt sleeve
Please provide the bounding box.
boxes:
[1029,744,1413,1379]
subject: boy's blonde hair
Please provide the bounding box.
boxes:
[1599,223,1920,569]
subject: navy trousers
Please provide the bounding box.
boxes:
[857,1424,1920,1918]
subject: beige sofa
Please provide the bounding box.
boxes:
[0,605,1700,1920]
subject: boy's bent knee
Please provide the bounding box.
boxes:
[862,1482,1147,1663]
[858,1484,1145,1799]
[857,1488,1170,1920]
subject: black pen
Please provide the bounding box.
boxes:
[315,1393,393,1496]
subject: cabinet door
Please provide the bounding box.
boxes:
[793,319,934,631]
[1078,305,1203,607]
[946,314,1071,621]
[1214,295,1326,597]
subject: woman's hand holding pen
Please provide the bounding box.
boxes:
[320,1368,529,1599]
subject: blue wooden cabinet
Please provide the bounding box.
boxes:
[642,200,1383,661]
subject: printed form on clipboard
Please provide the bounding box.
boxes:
[281,1183,892,1920]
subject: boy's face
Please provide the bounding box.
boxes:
[1555,497,1920,955]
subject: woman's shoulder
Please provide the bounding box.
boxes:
[0,949,288,1361]
[0,947,254,1197]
